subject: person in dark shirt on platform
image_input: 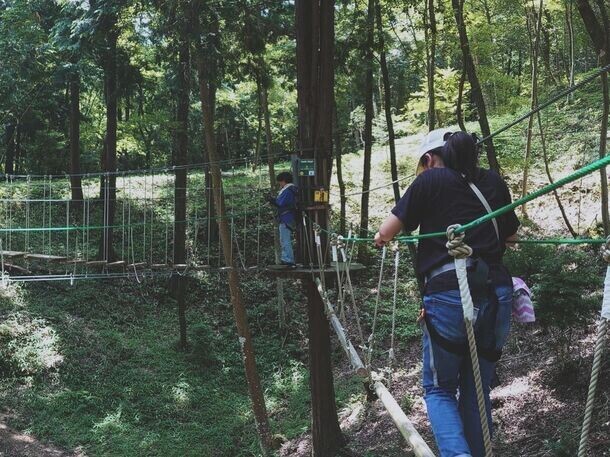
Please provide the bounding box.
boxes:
[267,171,298,267]
[374,130,519,457]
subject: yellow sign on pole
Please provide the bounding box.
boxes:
[314,189,329,203]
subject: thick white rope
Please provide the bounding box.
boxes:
[577,240,610,456]
[446,224,492,457]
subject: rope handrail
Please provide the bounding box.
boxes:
[339,154,610,243]
[1,152,292,180]
[455,154,610,234]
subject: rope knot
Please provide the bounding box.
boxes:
[446,224,473,259]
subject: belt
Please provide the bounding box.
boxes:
[426,258,475,283]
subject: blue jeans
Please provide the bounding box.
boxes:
[422,286,513,457]
[279,222,295,264]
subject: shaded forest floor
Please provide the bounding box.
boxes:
[279,323,610,457]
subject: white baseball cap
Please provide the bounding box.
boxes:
[416,128,453,175]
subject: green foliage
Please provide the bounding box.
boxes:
[402,68,471,130]
[532,247,600,330]
[0,311,63,377]
[505,244,602,356]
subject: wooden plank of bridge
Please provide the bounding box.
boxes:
[374,382,435,457]
[25,254,67,262]
[106,261,126,268]
[0,251,26,259]
[127,262,146,269]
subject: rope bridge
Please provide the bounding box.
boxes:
[0,161,285,284]
[305,150,610,456]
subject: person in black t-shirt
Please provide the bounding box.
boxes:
[374,131,519,457]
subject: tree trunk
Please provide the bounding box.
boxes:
[5,122,15,175]
[197,34,274,453]
[522,2,543,216]
[359,0,375,242]
[295,0,343,454]
[566,0,575,97]
[259,61,286,329]
[304,276,346,455]
[333,103,346,235]
[254,76,263,168]
[452,0,500,171]
[541,9,558,85]
[375,0,400,204]
[69,70,84,210]
[426,0,437,131]
[174,40,190,350]
[14,123,21,174]
[537,108,577,236]
[595,69,610,236]
[457,68,467,131]
[576,0,610,234]
[99,28,118,262]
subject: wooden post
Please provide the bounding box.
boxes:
[295,0,343,455]
[304,277,345,455]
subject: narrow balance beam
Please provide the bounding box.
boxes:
[374,381,435,457]
[315,278,368,379]
[314,278,435,457]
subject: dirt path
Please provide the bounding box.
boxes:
[0,417,84,457]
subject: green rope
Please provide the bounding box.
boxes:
[341,154,610,244]
[456,154,610,234]
[508,238,606,245]
[343,235,607,245]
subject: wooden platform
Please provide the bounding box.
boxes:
[265,262,366,279]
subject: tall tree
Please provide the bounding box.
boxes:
[375,0,400,204]
[69,68,84,208]
[521,0,543,216]
[359,0,375,241]
[99,11,119,261]
[425,0,437,131]
[295,0,343,455]
[452,0,500,172]
[174,31,190,350]
[576,0,610,235]
[4,121,15,174]
[196,5,274,454]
